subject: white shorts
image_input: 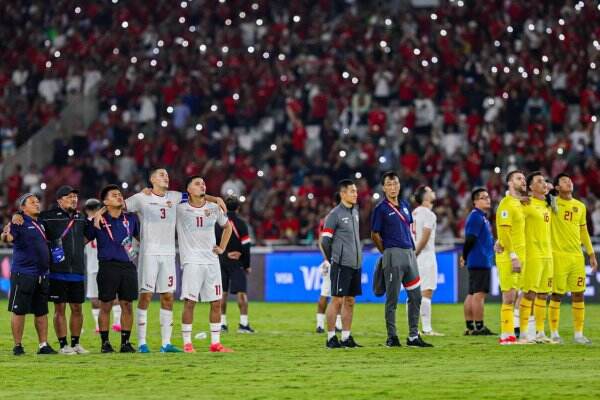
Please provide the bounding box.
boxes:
[180,263,222,303]
[138,254,177,293]
[87,272,98,299]
[320,271,331,297]
[417,252,438,291]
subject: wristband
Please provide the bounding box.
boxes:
[509,252,518,260]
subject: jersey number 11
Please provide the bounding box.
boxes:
[196,216,204,227]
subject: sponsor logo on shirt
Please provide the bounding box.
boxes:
[501,210,508,218]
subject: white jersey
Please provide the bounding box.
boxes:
[412,206,437,255]
[85,240,99,274]
[176,201,229,265]
[126,191,182,256]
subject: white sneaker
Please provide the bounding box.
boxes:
[72,344,90,354]
[573,336,592,345]
[535,333,554,344]
[59,345,77,355]
[550,335,564,344]
[517,337,536,345]
[422,330,445,337]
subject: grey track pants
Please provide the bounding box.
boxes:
[383,247,422,338]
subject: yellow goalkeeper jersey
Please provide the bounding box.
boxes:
[496,195,526,263]
[524,196,552,259]
[551,197,587,254]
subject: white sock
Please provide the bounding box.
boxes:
[316,313,325,328]
[39,342,48,348]
[421,297,432,332]
[160,308,173,347]
[335,314,342,330]
[514,308,520,328]
[182,324,193,345]
[551,330,559,338]
[574,331,583,339]
[137,309,148,346]
[341,330,350,341]
[112,305,122,326]
[528,316,536,339]
[409,335,419,341]
[92,308,100,330]
[210,323,221,345]
[327,331,336,340]
[221,315,227,326]
[240,315,248,326]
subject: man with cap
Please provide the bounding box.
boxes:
[13,185,89,354]
[2,193,57,355]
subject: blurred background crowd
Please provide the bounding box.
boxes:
[1,0,600,245]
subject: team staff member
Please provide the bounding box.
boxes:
[460,188,495,336]
[2,194,57,356]
[217,196,254,333]
[85,185,140,353]
[549,173,598,344]
[371,171,432,348]
[12,186,89,354]
[321,179,363,348]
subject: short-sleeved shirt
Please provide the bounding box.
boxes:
[551,197,587,254]
[464,208,494,269]
[495,195,526,263]
[176,202,228,265]
[523,197,552,259]
[84,212,140,263]
[412,206,437,255]
[371,199,414,250]
[126,191,183,256]
[10,215,50,276]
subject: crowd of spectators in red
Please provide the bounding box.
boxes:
[1,0,600,245]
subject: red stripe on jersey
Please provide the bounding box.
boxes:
[322,228,334,234]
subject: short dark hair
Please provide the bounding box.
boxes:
[414,185,428,205]
[338,179,355,190]
[553,172,571,187]
[505,170,524,184]
[526,171,544,188]
[148,167,168,186]
[100,184,121,201]
[184,175,203,191]
[471,187,488,204]
[225,196,240,212]
[381,171,399,185]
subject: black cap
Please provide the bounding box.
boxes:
[56,185,79,199]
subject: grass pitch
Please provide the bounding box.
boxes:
[1,301,599,399]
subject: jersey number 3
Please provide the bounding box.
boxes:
[160,208,166,219]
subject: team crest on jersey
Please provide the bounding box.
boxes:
[204,209,212,217]
[501,210,508,218]
[403,207,409,214]
[166,201,173,208]
[573,206,578,212]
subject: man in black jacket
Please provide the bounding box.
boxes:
[216,196,254,333]
[15,186,89,354]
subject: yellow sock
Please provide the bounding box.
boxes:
[519,298,533,334]
[501,304,514,335]
[548,300,560,334]
[534,298,547,333]
[572,301,585,334]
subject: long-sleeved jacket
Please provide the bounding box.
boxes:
[216,211,251,269]
[320,203,362,269]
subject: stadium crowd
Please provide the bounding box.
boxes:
[1,0,600,245]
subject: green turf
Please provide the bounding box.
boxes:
[1,300,599,399]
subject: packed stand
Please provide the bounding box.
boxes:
[1,0,600,245]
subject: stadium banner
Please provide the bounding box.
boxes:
[264,249,458,303]
[0,249,265,301]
